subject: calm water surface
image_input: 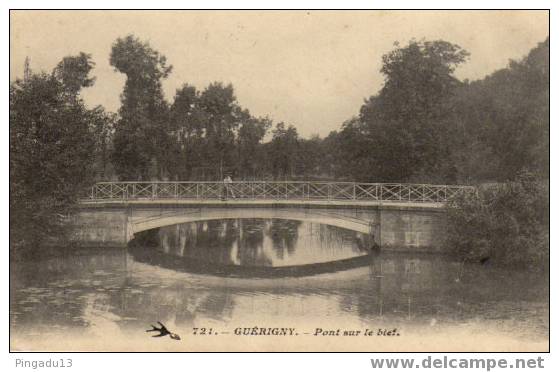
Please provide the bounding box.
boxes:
[10,218,548,350]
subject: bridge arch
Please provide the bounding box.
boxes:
[127,207,373,242]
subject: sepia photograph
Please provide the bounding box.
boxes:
[9,9,549,352]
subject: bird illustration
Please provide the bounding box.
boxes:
[146,321,181,340]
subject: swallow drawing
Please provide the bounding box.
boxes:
[146,321,181,340]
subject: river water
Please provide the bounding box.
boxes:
[10,218,548,351]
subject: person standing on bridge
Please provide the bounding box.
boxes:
[223,175,235,199]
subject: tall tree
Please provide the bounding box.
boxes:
[360,39,469,182]
[198,82,240,179]
[88,106,117,180]
[236,114,271,179]
[449,37,549,182]
[296,135,328,178]
[168,81,271,180]
[169,84,205,179]
[269,122,299,179]
[10,56,97,257]
[110,35,172,180]
[332,117,376,181]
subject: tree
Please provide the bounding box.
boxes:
[53,52,96,96]
[360,39,469,182]
[88,106,117,180]
[110,35,172,180]
[321,130,343,179]
[198,82,240,179]
[333,117,376,181]
[167,81,271,180]
[10,60,97,257]
[269,122,299,179]
[448,37,549,182]
[236,114,271,179]
[168,84,206,179]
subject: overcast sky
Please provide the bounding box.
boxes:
[10,10,549,137]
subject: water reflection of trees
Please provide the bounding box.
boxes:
[159,220,237,265]
[267,219,301,259]
[109,284,234,331]
[157,218,305,266]
[341,255,468,322]
[236,219,271,266]
[10,249,129,333]
[154,218,372,268]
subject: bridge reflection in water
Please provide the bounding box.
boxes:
[129,218,375,277]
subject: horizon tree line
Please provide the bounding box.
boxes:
[108,34,550,184]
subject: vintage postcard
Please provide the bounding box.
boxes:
[9,10,549,352]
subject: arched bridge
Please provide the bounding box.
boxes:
[74,181,474,251]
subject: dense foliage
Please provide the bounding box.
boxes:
[102,36,549,184]
[10,54,101,258]
[328,38,549,184]
[166,82,272,180]
[447,39,549,183]
[446,173,549,270]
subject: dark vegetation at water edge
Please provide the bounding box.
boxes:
[9,54,112,260]
[10,34,549,265]
[445,173,549,271]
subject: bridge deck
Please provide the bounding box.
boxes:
[78,198,445,211]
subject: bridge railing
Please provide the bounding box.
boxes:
[84,181,475,203]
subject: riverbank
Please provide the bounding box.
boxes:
[445,175,549,271]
